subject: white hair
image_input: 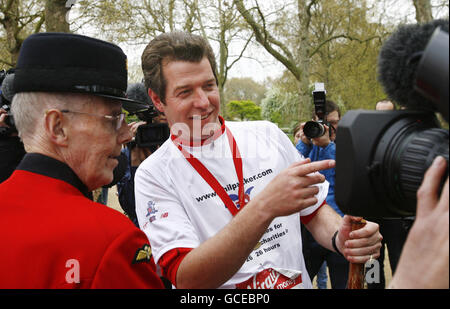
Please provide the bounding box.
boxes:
[11,92,94,142]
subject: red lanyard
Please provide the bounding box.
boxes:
[173,126,245,216]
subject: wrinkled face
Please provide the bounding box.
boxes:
[150,57,221,141]
[64,97,131,191]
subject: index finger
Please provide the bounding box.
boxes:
[292,159,335,176]
[417,156,447,213]
[132,121,147,129]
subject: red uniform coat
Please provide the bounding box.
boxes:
[0,153,164,289]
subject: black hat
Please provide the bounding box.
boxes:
[126,82,153,106]
[13,32,147,113]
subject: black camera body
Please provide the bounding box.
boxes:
[335,22,449,219]
[132,105,169,149]
[336,110,448,218]
[303,83,329,139]
[125,82,170,149]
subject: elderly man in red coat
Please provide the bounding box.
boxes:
[0,33,164,289]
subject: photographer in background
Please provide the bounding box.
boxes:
[117,82,168,227]
[296,100,349,289]
[0,70,26,184]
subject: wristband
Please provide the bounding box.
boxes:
[332,230,344,257]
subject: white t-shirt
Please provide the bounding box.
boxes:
[135,120,329,289]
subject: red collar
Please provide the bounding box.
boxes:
[171,115,226,147]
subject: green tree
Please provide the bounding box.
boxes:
[45,0,70,32]
[1,0,73,69]
[223,77,267,106]
[261,87,300,126]
[226,100,262,121]
[307,1,388,110]
[74,0,252,117]
[0,0,45,68]
[234,0,387,119]
[413,0,434,23]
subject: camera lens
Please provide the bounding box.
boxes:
[303,121,326,139]
[372,115,449,217]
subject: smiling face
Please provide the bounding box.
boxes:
[63,97,132,190]
[149,57,221,142]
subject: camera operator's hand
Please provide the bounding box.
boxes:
[128,121,147,138]
[335,216,382,264]
[389,156,449,289]
[0,108,9,128]
[311,124,331,148]
[298,122,311,145]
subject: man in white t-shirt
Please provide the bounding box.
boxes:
[135,31,382,289]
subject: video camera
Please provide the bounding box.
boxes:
[132,107,170,149]
[126,83,169,149]
[336,20,449,219]
[303,83,332,139]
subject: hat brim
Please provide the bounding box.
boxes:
[95,94,149,113]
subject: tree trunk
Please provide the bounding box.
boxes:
[296,0,312,121]
[218,1,228,117]
[235,0,311,121]
[1,0,21,66]
[412,0,433,23]
[45,0,71,33]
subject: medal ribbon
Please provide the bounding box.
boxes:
[173,125,245,217]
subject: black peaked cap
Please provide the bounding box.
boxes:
[13,32,147,113]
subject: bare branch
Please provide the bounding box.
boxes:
[226,32,254,71]
[308,34,382,58]
[234,0,301,80]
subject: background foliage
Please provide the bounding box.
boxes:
[1,0,448,131]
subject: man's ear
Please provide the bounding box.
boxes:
[44,109,69,147]
[148,88,165,114]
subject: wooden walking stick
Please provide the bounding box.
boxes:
[346,218,367,289]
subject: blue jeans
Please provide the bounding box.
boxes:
[316,262,328,289]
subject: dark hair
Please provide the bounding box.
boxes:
[312,100,341,118]
[326,100,341,117]
[141,32,218,104]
